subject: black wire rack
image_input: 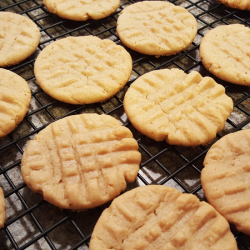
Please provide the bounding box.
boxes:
[0,0,250,249]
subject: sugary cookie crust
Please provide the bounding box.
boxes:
[117,1,197,56]
[202,129,250,235]
[0,12,40,67]
[43,0,120,21]
[124,68,233,146]
[21,114,141,210]
[0,69,31,138]
[200,24,250,86]
[89,185,237,250]
[34,36,132,105]
[218,0,250,10]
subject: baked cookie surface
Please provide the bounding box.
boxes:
[200,24,250,86]
[21,114,141,210]
[34,36,132,105]
[89,185,237,250]
[124,68,233,146]
[201,129,250,235]
[218,0,250,10]
[0,69,31,138]
[0,12,40,67]
[43,0,120,21]
[0,187,6,229]
[116,1,197,56]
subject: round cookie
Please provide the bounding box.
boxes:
[34,36,132,105]
[217,0,250,10]
[116,1,197,56]
[0,187,6,229]
[201,129,250,235]
[43,0,120,21]
[200,24,250,86]
[0,12,40,67]
[124,68,233,146]
[89,185,237,250]
[0,69,31,138]
[21,114,141,210]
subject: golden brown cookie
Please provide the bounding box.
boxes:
[21,114,141,210]
[201,129,250,235]
[200,24,250,86]
[0,187,6,229]
[0,69,31,138]
[218,0,250,10]
[34,36,132,105]
[89,185,237,250]
[0,11,40,67]
[43,0,120,21]
[124,68,233,146]
[116,1,197,56]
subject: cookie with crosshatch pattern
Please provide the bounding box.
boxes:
[116,1,197,56]
[0,69,31,138]
[200,24,250,86]
[21,114,141,210]
[0,187,6,229]
[89,185,238,250]
[43,0,120,21]
[34,36,132,105]
[0,11,40,67]
[201,129,250,235]
[217,0,250,10]
[123,68,233,146]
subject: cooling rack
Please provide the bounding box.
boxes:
[0,0,250,249]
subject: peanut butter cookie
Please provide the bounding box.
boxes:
[21,114,141,210]
[43,0,120,21]
[117,1,197,56]
[200,24,250,86]
[202,129,250,235]
[218,0,250,10]
[34,36,132,104]
[0,187,6,229]
[0,12,40,67]
[124,68,233,146]
[0,69,31,138]
[89,185,237,250]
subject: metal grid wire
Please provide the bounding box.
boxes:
[0,0,250,249]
